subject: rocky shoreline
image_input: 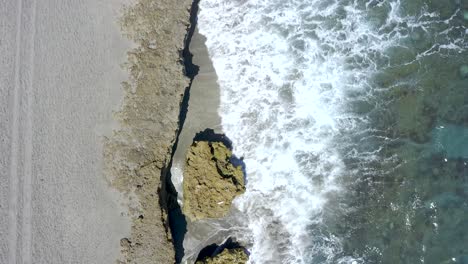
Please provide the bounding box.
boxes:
[104,0,250,262]
[182,135,249,264]
[104,0,196,263]
[196,248,248,264]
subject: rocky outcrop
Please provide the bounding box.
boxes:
[195,248,249,264]
[183,141,245,221]
[104,0,195,263]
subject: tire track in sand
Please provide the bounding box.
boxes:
[21,0,37,263]
[8,0,37,262]
[8,0,24,262]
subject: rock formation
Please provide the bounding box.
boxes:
[104,0,195,263]
[195,248,249,264]
[183,141,245,221]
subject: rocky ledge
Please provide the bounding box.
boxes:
[183,140,245,221]
[104,0,195,263]
[195,248,249,264]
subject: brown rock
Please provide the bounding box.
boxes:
[104,0,193,263]
[195,248,249,264]
[183,141,245,221]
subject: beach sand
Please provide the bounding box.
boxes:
[0,1,132,263]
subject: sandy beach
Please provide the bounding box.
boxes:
[0,1,132,263]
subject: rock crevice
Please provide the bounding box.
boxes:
[104,0,199,263]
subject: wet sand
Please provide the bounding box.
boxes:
[172,28,223,199]
[0,1,132,263]
[171,29,237,263]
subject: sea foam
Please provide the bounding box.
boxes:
[197,0,394,263]
[196,0,459,263]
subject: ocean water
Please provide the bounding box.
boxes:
[197,0,468,263]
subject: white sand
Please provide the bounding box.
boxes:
[0,0,132,263]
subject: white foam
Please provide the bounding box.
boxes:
[197,0,463,263]
[197,0,388,262]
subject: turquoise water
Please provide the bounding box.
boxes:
[328,1,468,263]
[198,0,468,263]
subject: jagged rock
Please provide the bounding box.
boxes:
[183,141,245,221]
[196,248,249,264]
[104,0,194,262]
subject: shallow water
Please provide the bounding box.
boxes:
[197,0,468,263]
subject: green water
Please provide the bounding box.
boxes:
[325,1,468,263]
[197,0,468,262]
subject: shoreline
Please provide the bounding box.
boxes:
[171,28,223,203]
[170,27,235,263]
[104,0,196,263]
[1,0,234,262]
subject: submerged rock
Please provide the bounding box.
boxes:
[195,248,249,264]
[460,65,468,78]
[432,124,468,159]
[183,141,245,221]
